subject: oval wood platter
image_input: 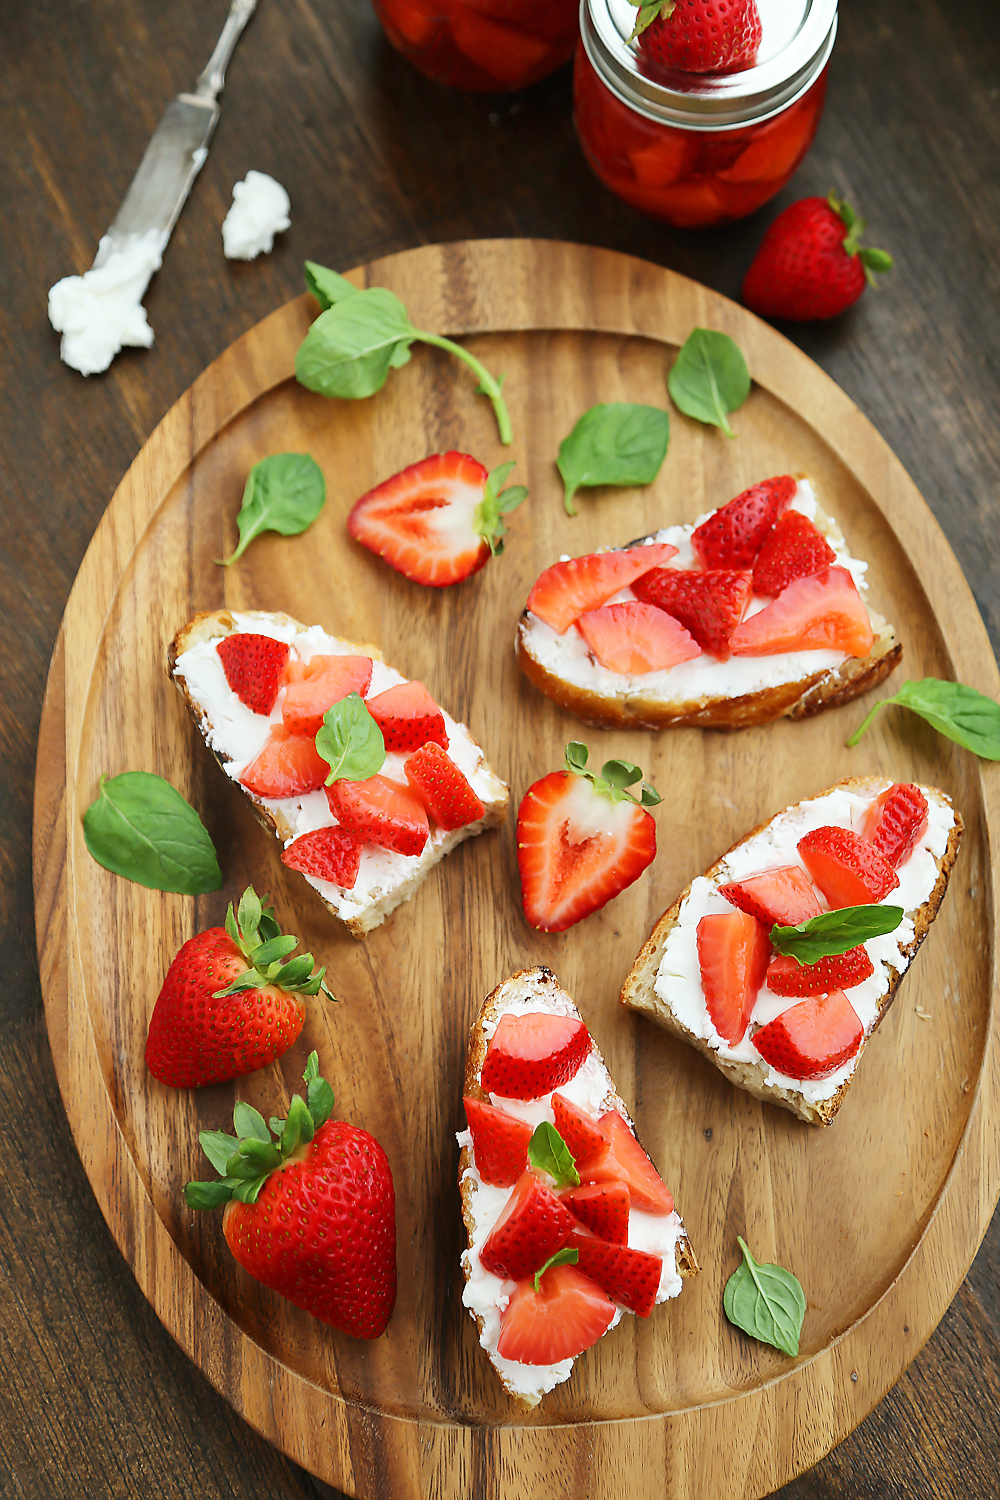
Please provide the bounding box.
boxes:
[33,240,1000,1499]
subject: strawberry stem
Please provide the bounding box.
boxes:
[215,885,337,1001]
[828,191,894,289]
[415,331,512,444]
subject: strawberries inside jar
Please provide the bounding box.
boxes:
[370,0,579,90]
[574,0,837,228]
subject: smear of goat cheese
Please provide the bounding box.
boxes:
[222,171,291,260]
[47,229,167,376]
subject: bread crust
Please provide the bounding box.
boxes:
[620,778,963,1125]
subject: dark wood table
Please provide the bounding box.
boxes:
[3,1,998,1495]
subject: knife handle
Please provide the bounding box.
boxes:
[194,0,258,101]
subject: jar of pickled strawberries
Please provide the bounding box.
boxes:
[574,0,837,227]
[371,0,579,90]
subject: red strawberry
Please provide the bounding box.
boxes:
[217,633,290,716]
[526,544,679,633]
[729,566,874,657]
[691,476,796,569]
[575,601,701,674]
[479,1171,578,1281]
[481,1012,591,1100]
[281,655,373,737]
[862,783,929,869]
[366,680,448,752]
[145,886,332,1088]
[404,741,485,830]
[582,1111,674,1215]
[798,825,900,908]
[326,775,430,857]
[742,192,894,323]
[751,511,836,596]
[346,452,527,587]
[766,946,874,997]
[496,1263,615,1364]
[719,866,823,927]
[552,1093,607,1165]
[633,0,762,74]
[568,1229,662,1318]
[632,567,752,658]
[186,1052,396,1338]
[696,909,770,1045]
[463,1097,532,1188]
[752,990,864,1080]
[281,825,364,889]
[240,728,329,798]
[564,1181,630,1244]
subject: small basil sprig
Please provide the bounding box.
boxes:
[475,461,529,555]
[667,328,751,437]
[770,904,904,964]
[847,678,1000,760]
[533,1246,579,1292]
[565,741,661,808]
[556,402,670,517]
[298,260,512,444]
[315,694,385,784]
[527,1121,579,1188]
[217,453,326,566]
[724,1237,805,1357]
[83,771,222,894]
[213,885,336,1002]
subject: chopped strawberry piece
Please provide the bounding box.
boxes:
[217,634,290,715]
[450,8,551,83]
[581,1112,674,1215]
[719,866,823,927]
[568,1228,662,1318]
[862,783,929,869]
[346,451,493,588]
[752,510,836,596]
[526,544,679,634]
[575,601,701,674]
[366,680,448,752]
[280,826,363,888]
[691,476,797,569]
[463,1097,532,1188]
[632,567,752,658]
[280,655,373,736]
[696,910,771,1046]
[753,990,864,1080]
[404,742,485,830]
[481,1012,591,1100]
[564,1181,630,1244]
[326,775,430,857]
[240,729,329,798]
[496,1264,615,1365]
[766,946,874,997]
[479,1171,578,1281]
[798,825,899,907]
[729,566,874,657]
[551,1093,607,1166]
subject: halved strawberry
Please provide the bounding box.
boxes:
[404,742,485,830]
[862,783,929,869]
[752,510,836,596]
[696,910,771,1046]
[217,634,291,715]
[240,729,329,798]
[719,866,823,927]
[365,680,448,752]
[753,990,864,1080]
[568,1228,662,1318]
[280,825,364,888]
[551,1093,607,1166]
[729,566,874,657]
[526,544,679,633]
[563,1182,630,1245]
[691,476,797,569]
[479,1171,577,1281]
[280,655,373,737]
[326,775,430,857]
[480,1012,590,1100]
[798,825,899,907]
[575,601,701,674]
[463,1097,532,1188]
[632,567,752,658]
[496,1263,616,1364]
[582,1112,674,1215]
[766,946,874,997]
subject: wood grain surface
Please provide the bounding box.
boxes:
[3,1,1000,1497]
[31,240,1000,1498]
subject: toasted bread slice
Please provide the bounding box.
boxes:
[458,966,697,1408]
[516,476,902,730]
[169,609,508,937]
[620,777,962,1125]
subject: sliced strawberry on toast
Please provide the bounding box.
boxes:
[632,567,752,658]
[281,654,373,736]
[575,601,701,674]
[696,909,771,1045]
[496,1263,616,1365]
[766,946,874,997]
[326,774,430,857]
[480,1012,590,1099]
[404,741,485,830]
[366,680,449,751]
[240,728,329,798]
[526,544,679,633]
[217,633,291,715]
[552,1092,607,1165]
[563,1182,630,1244]
[462,1097,532,1188]
[729,566,874,657]
[281,825,364,889]
[862,783,929,869]
[690,476,797,569]
[568,1228,663,1318]
[752,990,864,1080]
[798,825,899,907]
[719,866,823,927]
[479,1171,578,1281]
[581,1111,674,1215]
[752,509,836,596]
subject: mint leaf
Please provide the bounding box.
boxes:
[847,678,1000,760]
[315,693,385,784]
[556,402,670,516]
[723,1237,805,1357]
[304,261,360,310]
[527,1121,580,1189]
[83,772,222,894]
[770,905,904,963]
[668,329,750,437]
[218,453,326,566]
[533,1246,579,1292]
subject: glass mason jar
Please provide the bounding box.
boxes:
[371,0,580,90]
[574,0,837,227]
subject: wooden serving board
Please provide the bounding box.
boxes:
[33,240,1000,1499]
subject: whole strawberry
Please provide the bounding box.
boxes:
[630,0,762,74]
[145,886,335,1088]
[186,1053,397,1337]
[742,193,893,322]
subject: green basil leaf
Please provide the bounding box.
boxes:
[556,402,670,516]
[527,1121,580,1189]
[199,1130,239,1177]
[533,1246,579,1292]
[184,1178,236,1210]
[83,772,222,894]
[304,260,360,310]
[295,289,416,400]
[668,329,751,437]
[315,693,386,784]
[770,905,905,963]
[723,1237,805,1357]
[218,452,326,566]
[233,1102,271,1143]
[847,678,1000,760]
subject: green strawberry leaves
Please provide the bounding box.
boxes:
[215,885,336,1001]
[627,0,675,39]
[770,904,904,964]
[315,693,386,784]
[473,461,529,555]
[668,328,751,437]
[83,771,222,894]
[556,402,670,516]
[724,1237,806,1357]
[565,741,661,808]
[528,1121,580,1189]
[847,678,1000,760]
[828,192,894,288]
[217,453,326,566]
